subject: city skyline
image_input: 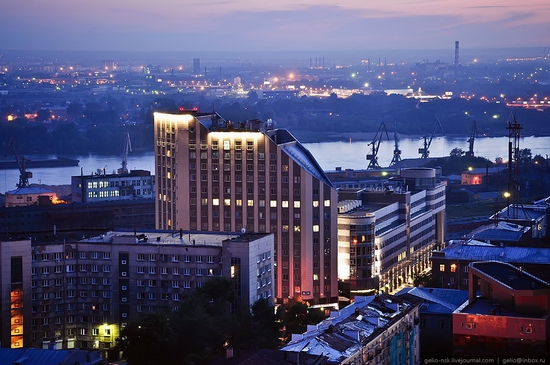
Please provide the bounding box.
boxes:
[3,0,549,54]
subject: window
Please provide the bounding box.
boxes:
[439,264,445,272]
[450,264,457,273]
[324,199,330,207]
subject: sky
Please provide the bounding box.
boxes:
[2,0,550,54]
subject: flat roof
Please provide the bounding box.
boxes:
[80,230,270,247]
[459,297,542,318]
[471,261,550,291]
[438,240,550,264]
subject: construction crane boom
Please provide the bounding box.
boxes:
[119,133,132,175]
[389,123,402,166]
[465,120,478,157]
[4,137,33,188]
[366,122,389,169]
[418,118,445,158]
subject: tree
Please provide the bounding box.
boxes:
[277,297,326,341]
[450,147,464,158]
[519,148,532,164]
[533,154,546,166]
[115,311,177,365]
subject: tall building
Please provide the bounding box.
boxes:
[193,58,200,75]
[154,111,338,305]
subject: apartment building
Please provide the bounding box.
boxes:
[281,294,421,364]
[0,231,273,350]
[154,111,338,305]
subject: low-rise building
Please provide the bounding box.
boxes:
[5,186,57,207]
[396,287,468,358]
[71,170,154,203]
[453,261,550,357]
[281,294,421,364]
[431,239,550,288]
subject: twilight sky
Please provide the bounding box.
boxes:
[3,0,549,53]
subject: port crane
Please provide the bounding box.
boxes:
[389,123,402,166]
[118,133,132,175]
[4,137,33,188]
[465,120,478,157]
[418,118,445,159]
[366,122,389,169]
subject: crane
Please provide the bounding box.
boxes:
[389,123,402,166]
[418,118,444,159]
[465,120,478,157]
[118,133,132,175]
[4,137,33,188]
[366,122,389,169]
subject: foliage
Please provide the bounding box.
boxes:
[114,277,280,365]
[276,297,326,342]
[425,154,494,176]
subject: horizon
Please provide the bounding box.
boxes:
[1,46,548,66]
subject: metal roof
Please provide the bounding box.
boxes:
[396,287,468,314]
[439,240,550,264]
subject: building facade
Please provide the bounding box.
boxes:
[337,168,446,296]
[154,112,338,305]
[71,170,154,203]
[453,261,550,357]
[281,294,421,364]
[0,231,273,350]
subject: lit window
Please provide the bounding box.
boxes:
[270,200,277,208]
[324,200,330,207]
[313,201,319,207]
[294,225,301,232]
[294,201,301,208]
[223,140,230,150]
[224,199,231,206]
[313,225,320,232]
[450,264,457,273]
[247,200,254,207]
[440,264,445,272]
[282,201,289,208]
[213,198,219,206]
[236,199,242,206]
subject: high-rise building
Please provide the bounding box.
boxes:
[154,111,339,305]
[193,58,200,75]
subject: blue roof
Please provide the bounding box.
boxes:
[396,287,468,314]
[6,187,54,195]
[440,240,550,264]
[0,348,102,365]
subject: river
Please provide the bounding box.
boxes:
[1,135,550,193]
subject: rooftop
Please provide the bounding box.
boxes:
[471,261,550,291]
[79,229,269,247]
[396,287,468,314]
[281,294,420,362]
[435,240,550,264]
[464,221,530,243]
